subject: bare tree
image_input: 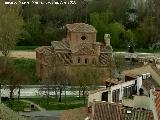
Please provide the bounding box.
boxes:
[72,66,99,104]
[49,65,70,102]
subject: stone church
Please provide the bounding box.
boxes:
[36,23,113,84]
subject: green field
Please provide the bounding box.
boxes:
[26,97,85,110]
[2,100,31,112]
[13,58,39,84]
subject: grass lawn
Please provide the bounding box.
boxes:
[26,96,85,110]
[2,100,30,112]
[15,46,39,51]
[13,58,39,84]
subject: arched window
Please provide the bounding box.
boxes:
[85,58,88,64]
[78,57,81,63]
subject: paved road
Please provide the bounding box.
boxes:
[19,110,64,120]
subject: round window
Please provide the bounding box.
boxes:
[81,36,86,40]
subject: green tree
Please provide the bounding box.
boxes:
[90,12,113,41]
[108,22,127,49]
[22,14,42,45]
[0,3,23,56]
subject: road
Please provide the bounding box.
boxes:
[19,110,64,120]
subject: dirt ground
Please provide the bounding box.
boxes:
[59,107,88,120]
[0,51,36,59]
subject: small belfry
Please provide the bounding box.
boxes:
[35,23,113,83]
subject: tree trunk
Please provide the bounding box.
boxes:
[18,87,21,102]
[10,89,13,108]
[47,85,50,106]
[59,88,62,102]
[64,87,66,105]
[54,87,58,99]
[78,88,81,100]
[82,88,86,105]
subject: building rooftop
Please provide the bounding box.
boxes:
[66,23,97,33]
[153,89,160,120]
[92,101,122,120]
[92,101,153,120]
[122,107,153,120]
[35,46,53,55]
[51,39,70,51]
[142,77,159,92]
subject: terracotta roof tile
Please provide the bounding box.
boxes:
[35,46,53,55]
[92,102,122,120]
[153,90,160,120]
[122,108,153,120]
[66,23,97,33]
[36,46,72,65]
[51,39,70,50]
[142,77,159,92]
[92,101,154,120]
[99,53,112,65]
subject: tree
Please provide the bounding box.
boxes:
[14,71,28,102]
[22,14,42,45]
[113,54,127,80]
[0,57,27,105]
[72,66,99,104]
[0,2,23,57]
[139,0,160,49]
[90,12,113,42]
[49,65,70,102]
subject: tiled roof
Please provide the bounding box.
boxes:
[56,52,72,64]
[106,78,119,85]
[92,102,122,120]
[74,45,97,55]
[66,23,97,33]
[153,90,160,120]
[36,46,72,65]
[92,101,154,120]
[99,53,112,65]
[122,108,153,120]
[142,77,159,92]
[51,39,70,51]
[35,46,53,55]
[99,44,113,65]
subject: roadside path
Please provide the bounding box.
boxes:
[0,50,36,59]
[19,110,64,120]
[20,99,46,111]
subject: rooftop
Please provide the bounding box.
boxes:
[92,101,153,120]
[153,90,160,120]
[51,39,70,51]
[142,77,159,92]
[66,23,97,33]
